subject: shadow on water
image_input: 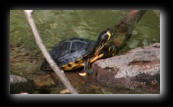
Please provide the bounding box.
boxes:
[10,10,160,94]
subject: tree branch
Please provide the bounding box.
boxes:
[24,10,78,94]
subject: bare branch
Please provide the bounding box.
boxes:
[24,10,78,94]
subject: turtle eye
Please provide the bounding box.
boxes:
[99,31,110,43]
[100,28,113,42]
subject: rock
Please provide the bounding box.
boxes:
[10,75,28,84]
[32,74,56,87]
[92,43,160,91]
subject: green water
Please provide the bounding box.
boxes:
[10,10,160,94]
[10,10,160,51]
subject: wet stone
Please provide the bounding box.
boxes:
[10,75,28,84]
[92,43,160,93]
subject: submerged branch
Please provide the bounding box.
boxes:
[109,10,147,52]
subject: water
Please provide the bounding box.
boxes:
[10,10,160,94]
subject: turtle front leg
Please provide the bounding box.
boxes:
[79,58,93,76]
[84,58,93,75]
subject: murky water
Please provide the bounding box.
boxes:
[10,10,160,94]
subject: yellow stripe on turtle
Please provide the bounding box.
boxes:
[61,53,104,71]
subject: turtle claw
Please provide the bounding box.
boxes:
[79,69,93,77]
[79,72,87,76]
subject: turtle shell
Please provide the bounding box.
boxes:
[40,37,96,71]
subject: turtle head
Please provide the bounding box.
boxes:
[93,28,113,56]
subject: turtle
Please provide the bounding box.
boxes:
[40,28,117,75]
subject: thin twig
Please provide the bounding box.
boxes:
[24,10,78,94]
